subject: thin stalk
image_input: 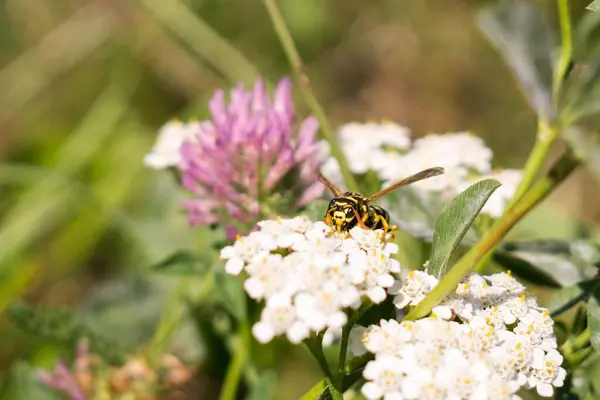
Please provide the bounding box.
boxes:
[146,278,190,366]
[219,331,247,400]
[569,346,592,367]
[297,380,327,400]
[262,0,359,192]
[474,119,559,273]
[304,335,333,379]
[511,120,559,203]
[562,328,591,355]
[407,151,580,320]
[554,0,572,100]
[337,323,351,390]
[573,328,591,349]
[142,0,259,85]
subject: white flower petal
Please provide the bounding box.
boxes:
[225,258,244,275]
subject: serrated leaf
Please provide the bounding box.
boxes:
[587,284,600,350]
[78,276,168,349]
[499,239,600,278]
[247,370,277,400]
[563,127,600,184]
[6,302,125,365]
[545,277,600,315]
[150,250,210,276]
[477,1,555,119]
[493,250,582,287]
[428,179,501,278]
[215,272,246,320]
[588,1,600,12]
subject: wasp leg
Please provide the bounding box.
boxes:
[378,217,398,242]
[352,208,369,230]
[324,213,336,235]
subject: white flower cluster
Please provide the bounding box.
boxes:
[220,217,400,344]
[353,270,565,399]
[143,120,199,169]
[320,122,522,219]
[320,121,411,185]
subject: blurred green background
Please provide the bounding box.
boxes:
[0,0,599,399]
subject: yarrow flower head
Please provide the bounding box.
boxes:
[320,121,411,185]
[220,217,401,344]
[148,78,324,238]
[143,120,200,169]
[355,269,565,399]
[321,122,522,219]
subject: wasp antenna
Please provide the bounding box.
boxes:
[318,172,344,197]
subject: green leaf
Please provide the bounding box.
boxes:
[150,250,210,276]
[78,276,168,349]
[498,238,600,280]
[247,370,277,400]
[477,0,555,119]
[573,8,600,58]
[493,250,582,287]
[587,284,600,350]
[428,179,501,278]
[588,1,600,12]
[563,127,600,184]
[562,52,600,121]
[545,277,600,315]
[215,272,246,320]
[6,302,125,365]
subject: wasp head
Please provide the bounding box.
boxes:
[325,195,366,233]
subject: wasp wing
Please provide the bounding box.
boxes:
[366,167,444,202]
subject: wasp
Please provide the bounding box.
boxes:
[318,167,444,238]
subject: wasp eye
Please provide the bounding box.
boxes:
[345,208,352,215]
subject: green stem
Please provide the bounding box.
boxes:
[337,323,351,390]
[262,0,359,192]
[407,151,580,320]
[219,319,249,400]
[573,328,591,349]
[474,119,559,273]
[142,0,259,85]
[554,0,572,101]
[297,380,327,400]
[297,353,373,400]
[512,120,559,203]
[146,278,190,366]
[569,346,592,367]
[304,335,333,379]
[562,328,592,355]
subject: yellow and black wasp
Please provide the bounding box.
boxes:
[318,167,444,238]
